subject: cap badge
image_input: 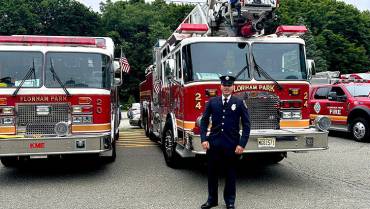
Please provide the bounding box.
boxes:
[226,76,229,80]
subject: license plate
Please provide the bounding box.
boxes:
[257,137,276,148]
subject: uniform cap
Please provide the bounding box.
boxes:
[220,75,236,86]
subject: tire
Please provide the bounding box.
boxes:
[161,122,180,168]
[115,130,120,141]
[101,141,116,164]
[265,152,286,164]
[350,117,369,142]
[1,157,19,168]
[243,152,286,165]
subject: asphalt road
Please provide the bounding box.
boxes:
[0,115,370,209]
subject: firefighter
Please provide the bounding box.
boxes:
[200,75,251,209]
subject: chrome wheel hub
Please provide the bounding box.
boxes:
[165,130,173,157]
[353,122,366,139]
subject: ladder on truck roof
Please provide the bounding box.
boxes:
[177,0,279,38]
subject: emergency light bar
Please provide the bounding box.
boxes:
[331,78,369,84]
[0,36,106,48]
[178,23,208,34]
[275,25,308,37]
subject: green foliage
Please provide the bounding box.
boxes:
[123,95,136,110]
[100,0,192,104]
[276,0,370,73]
[0,0,100,35]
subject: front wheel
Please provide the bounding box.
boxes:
[161,123,180,168]
[351,117,369,142]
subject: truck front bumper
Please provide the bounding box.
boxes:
[190,128,328,155]
[0,133,112,157]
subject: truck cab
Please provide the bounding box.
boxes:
[309,81,370,141]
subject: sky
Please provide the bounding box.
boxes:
[77,0,370,12]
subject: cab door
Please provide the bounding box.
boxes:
[327,86,348,127]
[310,86,331,118]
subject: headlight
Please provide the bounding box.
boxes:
[292,112,302,119]
[281,111,301,119]
[0,117,14,125]
[3,117,14,125]
[73,116,93,124]
[282,111,292,119]
[72,105,93,114]
[314,116,331,131]
[82,116,92,123]
[72,106,82,114]
[73,116,82,124]
[0,107,14,115]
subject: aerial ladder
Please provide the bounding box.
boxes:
[179,0,279,37]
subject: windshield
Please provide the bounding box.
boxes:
[252,43,307,80]
[45,52,111,88]
[0,51,43,88]
[183,42,250,82]
[346,85,370,97]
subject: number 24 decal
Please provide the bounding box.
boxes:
[195,93,202,109]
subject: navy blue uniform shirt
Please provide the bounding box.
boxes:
[200,95,251,149]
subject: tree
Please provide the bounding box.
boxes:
[276,0,370,73]
[100,0,192,103]
[0,0,100,36]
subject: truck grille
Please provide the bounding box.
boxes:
[234,92,280,130]
[17,103,70,135]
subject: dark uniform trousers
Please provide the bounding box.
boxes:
[207,146,238,205]
[200,95,250,205]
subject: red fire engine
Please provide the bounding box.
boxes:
[0,35,122,167]
[310,79,370,141]
[140,1,329,167]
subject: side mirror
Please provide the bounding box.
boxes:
[114,61,120,73]
[113,60,122,86]
[114,78,121,86]
[165,59,175,79]
[307,59,316,80]
[328,92,337,101]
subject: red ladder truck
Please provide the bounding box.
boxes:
[140,0,330,167]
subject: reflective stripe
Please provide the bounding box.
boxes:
[72,123,111,133]
[280,120,310,128]
[0,126,16,134]
[310,114,347,122]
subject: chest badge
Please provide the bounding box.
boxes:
[231,104,236,111]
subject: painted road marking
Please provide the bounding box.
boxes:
[117,130,158,148]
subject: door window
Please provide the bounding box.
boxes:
[314,87,331,99]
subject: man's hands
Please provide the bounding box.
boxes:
[202,142,244,154]
[201,141,210,150]
[235,145,244,155]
